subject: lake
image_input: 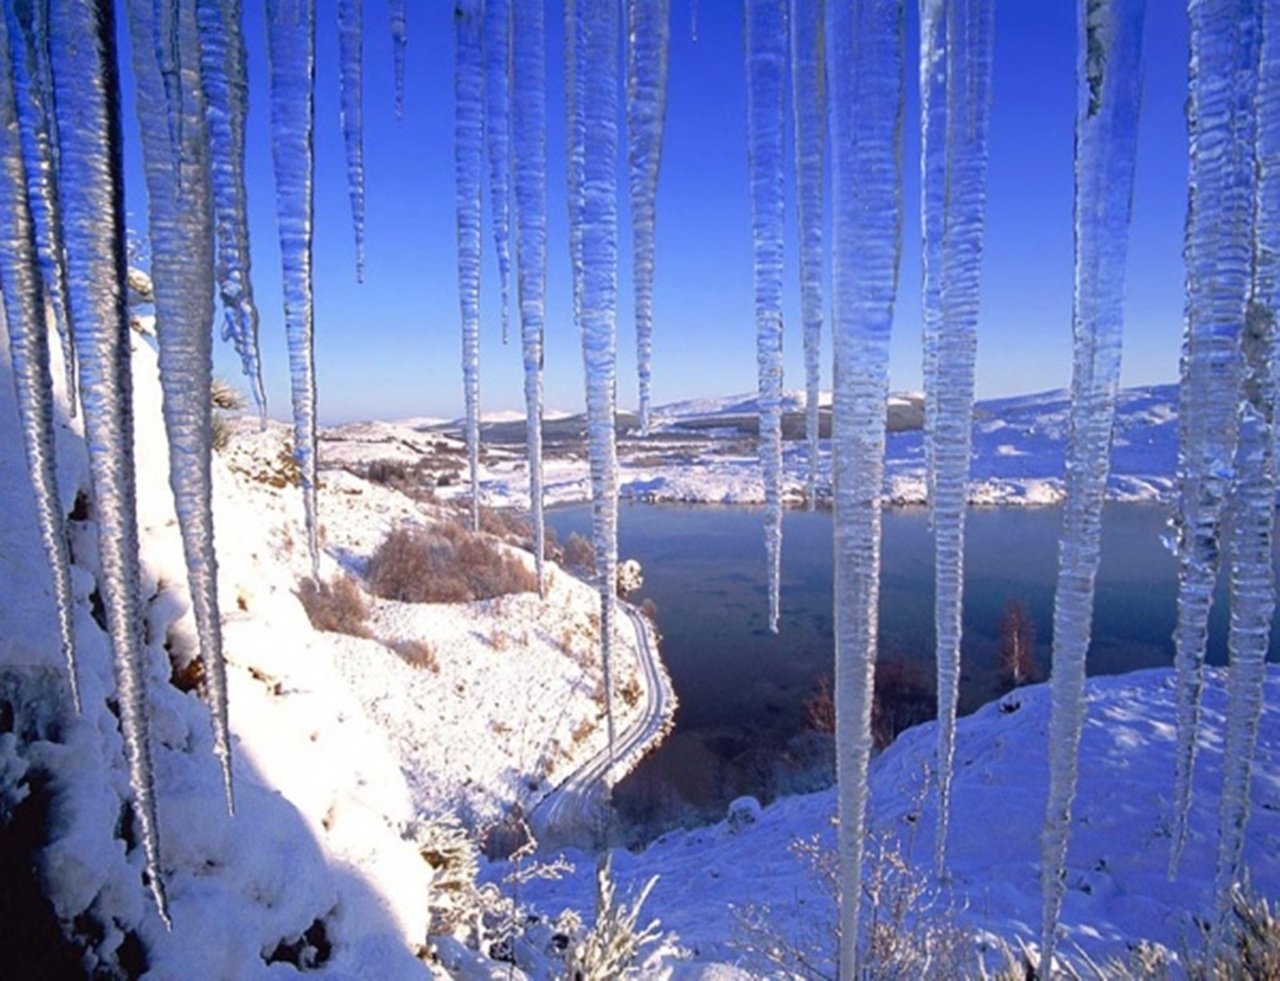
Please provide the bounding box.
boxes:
[545,502,1275,842]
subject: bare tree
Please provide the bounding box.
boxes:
[996,598,1039,692]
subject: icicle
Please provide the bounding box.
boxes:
[4,0,77,417]
[512,0,546,594]
[0,7,78,711]
[566,0,585,323]
[826,0,903,973]
[1210,0,1277,940]
[691,0,698,42]
[922,0,994,878]
[126,0,233,814]
[196,0,266,419]
[388,0,406,120]
[626,0,670,434]
[745,0,786,636]
[1213,294,1275,944]
[338,0,366,282]
[1040,0,1145,967]
[456,0,483,533]
[791,0,823,509]
[48,0,169,926]
[265,0,319,574]
[1169,0,1261,877]
[485,0,513,345]
[570,0,621,780]
[919,0,943,518]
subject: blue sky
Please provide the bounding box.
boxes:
[120,2,1190,423]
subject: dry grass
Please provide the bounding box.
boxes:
[297,575,370,637]
[367,523,537,604]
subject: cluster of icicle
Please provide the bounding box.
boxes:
[0,0,413,925]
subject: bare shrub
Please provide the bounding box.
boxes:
[732,825,974,979]
[367,524,536,603]
[363,458,435,501]
[563,532,596,574]
[393,638,439,673]
[563,855,662,981]
[297,575,370,637]
[803,660,936,749]
[872,659,936,750]
[210,377,246,411]
[802,675,836,736]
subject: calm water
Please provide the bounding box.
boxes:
[546,503,1275,839]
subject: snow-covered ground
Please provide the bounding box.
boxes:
[519,667,1280,976]
[0,324,668,976]
[326,384,1179,511]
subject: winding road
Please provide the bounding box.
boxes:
[530,603,671,850]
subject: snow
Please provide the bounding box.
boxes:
[520,667,1280,974]
[1,297,669,972]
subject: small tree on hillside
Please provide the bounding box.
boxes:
[996,598,1039,692]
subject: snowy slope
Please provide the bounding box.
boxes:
[1,320,667,975]
[518,667,1280,975]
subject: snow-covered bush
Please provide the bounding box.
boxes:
[367,524,536,603]
[726,795,762,835]
[616,558,644,598]
[563,856,662,980]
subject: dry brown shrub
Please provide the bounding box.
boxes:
[563,531,596,574]
[393,638,440,673]
[367,523,536,604]
[298,575,370,637]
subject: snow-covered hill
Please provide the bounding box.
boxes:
[378,384,1179,510]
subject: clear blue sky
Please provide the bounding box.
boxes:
[118,1,1190,424]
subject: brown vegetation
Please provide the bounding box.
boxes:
[802,658,937,750]
[562,531,596,574]
[392,638,440,673]
[367,523,537,604]
[297,575,370,637]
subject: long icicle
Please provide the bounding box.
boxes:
[920,0,943,517]
[265,0,319,574]
[388,0,406,120]
[827,0,903,972]
[626,0,670,435]
[484,0,513,345]
[1169,0,1261,876]
[573,0,621,807]
[0,5,78,712]
[791,0,823,510]
[1211,0,1276,940]
[924,0,995,878]
[196,0,267,419]
[338,0,366,282]
[455,0,483,532]
[126,0,233,813]
[4,0,77,417]
[1039,0,1146,967]
[512,0,546,594]
[745,0,786,636]
[49,0,169,925]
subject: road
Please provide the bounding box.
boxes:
[530,603,671,850]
